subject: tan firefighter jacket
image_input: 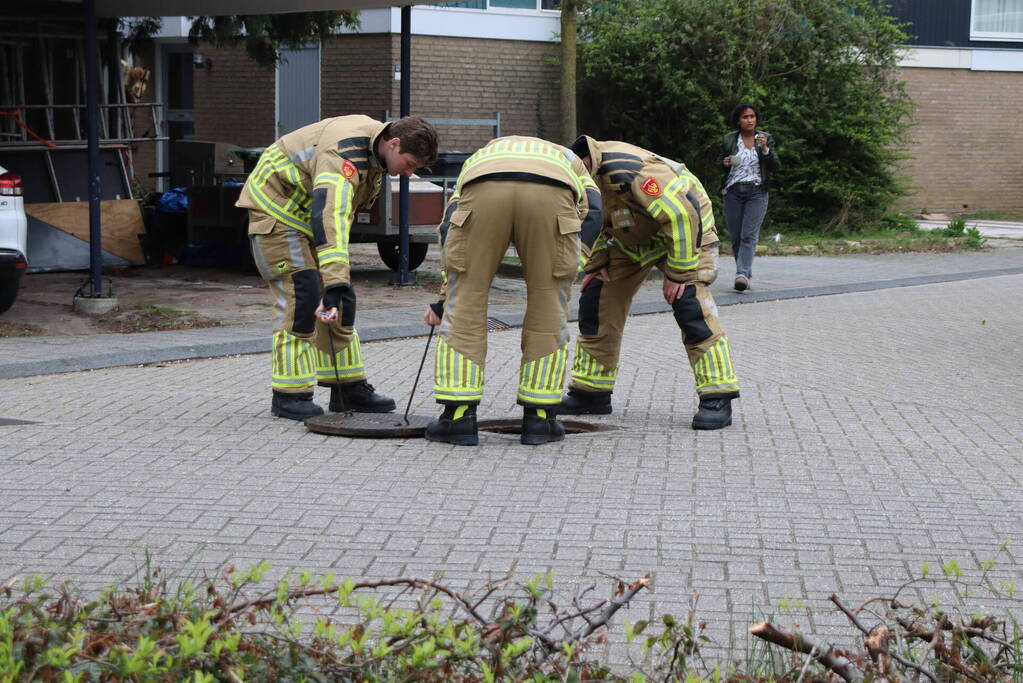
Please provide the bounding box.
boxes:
[575,136,719,282]
[238,115,388,289]
[436,136,603,299]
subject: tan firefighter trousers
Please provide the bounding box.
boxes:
[248,211,366,394]
[570,243,740,398]
[436,180,582,406]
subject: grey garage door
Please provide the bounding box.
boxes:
[277,45,321,138]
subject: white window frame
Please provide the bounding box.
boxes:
[429,1,560,12]
[970,0,1023,42]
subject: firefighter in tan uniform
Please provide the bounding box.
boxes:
[238,115,439,420]
[558,136,739,429]
[422,136,603,446]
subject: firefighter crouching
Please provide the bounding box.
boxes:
[558,136,739,430]
[422,136,603,446]
[238,115,439,420]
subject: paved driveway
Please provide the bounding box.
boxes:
[2,274,1022,656]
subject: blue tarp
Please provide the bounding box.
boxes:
[157,187,188,213]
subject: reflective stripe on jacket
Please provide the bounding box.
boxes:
[238,115,388,288]
[582,138,719,282]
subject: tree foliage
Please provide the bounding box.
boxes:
[577,0,913,233]
[188,12,359,68]
[120,12,360,69]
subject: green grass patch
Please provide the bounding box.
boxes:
[963,209,1023,222]
[744,224,986,256]
[94,301,222,334]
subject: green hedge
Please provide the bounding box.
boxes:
[578,0,913,234]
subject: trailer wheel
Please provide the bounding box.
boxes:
[377,240,428,272]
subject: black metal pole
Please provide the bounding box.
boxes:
[84,0,103,296]
[396,4,412,285]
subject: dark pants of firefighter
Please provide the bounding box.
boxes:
[570,244,740,398]
[436,180,580,407]
[248,211,365,394]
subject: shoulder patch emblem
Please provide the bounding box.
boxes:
[641,177,661,196]
[342,159,357,179]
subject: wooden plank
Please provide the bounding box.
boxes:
[24,200,145,265]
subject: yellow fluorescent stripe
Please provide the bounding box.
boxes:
[330,181,354,259]
[315,172,344,185]
[249,181,312,235]
[653,193,693,266]
[459,150,584,197]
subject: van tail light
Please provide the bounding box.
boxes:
[0,172,22,197]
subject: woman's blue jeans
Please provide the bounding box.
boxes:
[723,182,768,279]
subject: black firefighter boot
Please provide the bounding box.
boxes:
[521,406,565,446]
[691,395,734,430]
[271,391,325,421]
[425,404,479,446]
[329,380,397,413]
[557,387,613,415]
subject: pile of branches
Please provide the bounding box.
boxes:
[2,551,1021,681]
[748,551,1023,682]
[1,563,655,681]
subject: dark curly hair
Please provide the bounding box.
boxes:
[387,116,439,166]
[728,103,760,130]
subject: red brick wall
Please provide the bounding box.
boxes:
[192,43,276,148]
[898,67,1023,213]
[401,35,562,151]
[321,34,394,119]
[322,33,562,152]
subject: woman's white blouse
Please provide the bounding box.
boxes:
[724,136,762,191]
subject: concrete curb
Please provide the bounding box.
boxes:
[2,265,1022,380]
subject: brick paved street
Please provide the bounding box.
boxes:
[2,274,1022,657]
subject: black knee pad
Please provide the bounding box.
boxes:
[671,286,712,344]
[291,268,321,334]
[578,277,603,335]
[340,285,357,327]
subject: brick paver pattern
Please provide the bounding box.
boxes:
[2,274,1022,656]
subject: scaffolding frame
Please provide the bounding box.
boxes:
[0,29,166,201]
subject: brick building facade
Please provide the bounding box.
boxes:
[187,34,559,156]
[192,45,277,149]
[896,66,1023,213]
[891,0,1023,213]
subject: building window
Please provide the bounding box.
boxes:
[971,0,1023,41]
[490,0,537,7]
[427,1,486,8]
[427,1,559,9]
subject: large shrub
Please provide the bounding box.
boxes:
[578,0,912,233]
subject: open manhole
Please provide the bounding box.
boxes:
[305,413,432,438]
[478,419,618,435]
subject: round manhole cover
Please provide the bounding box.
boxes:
[305,413,432,438]
[477,419,618,435]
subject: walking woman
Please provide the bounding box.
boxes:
[721,103,779,291]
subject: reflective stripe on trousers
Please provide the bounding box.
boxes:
[434,336,484,404]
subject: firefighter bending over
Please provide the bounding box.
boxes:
[238,115,439,420]
[557,136,739,430]
[423,136,603,446]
